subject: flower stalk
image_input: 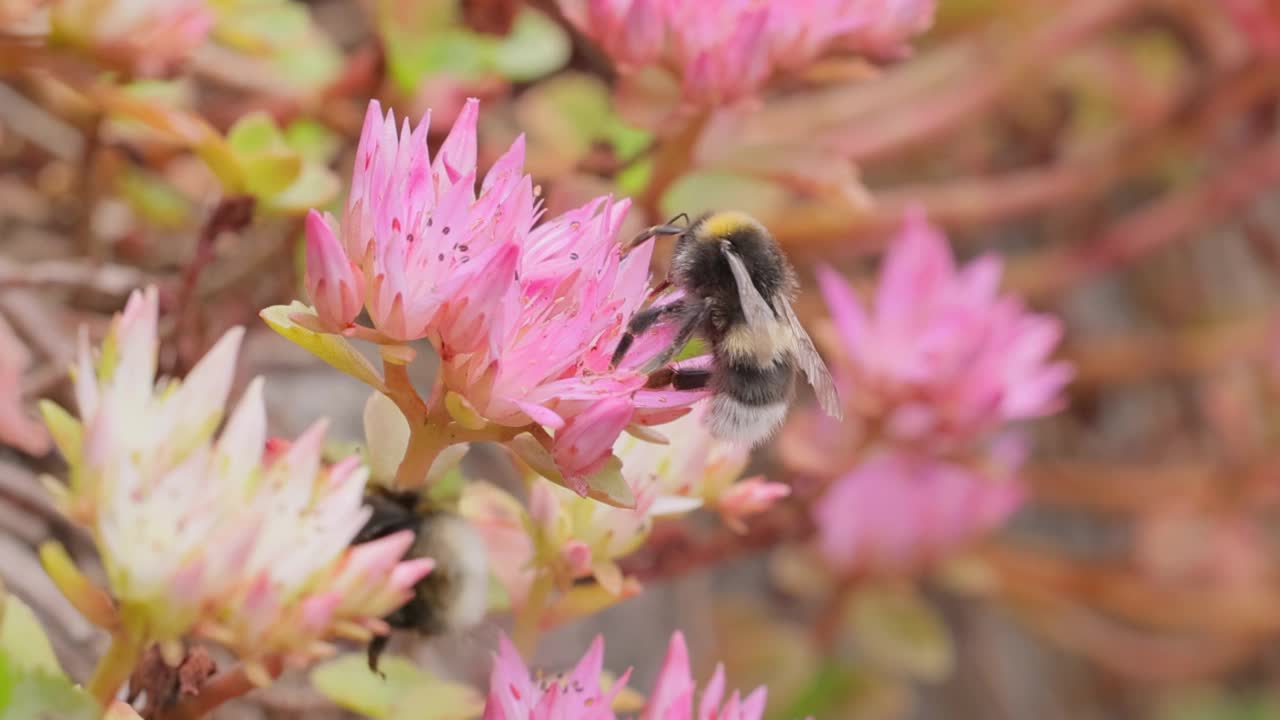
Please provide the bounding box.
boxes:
[159,656,285,720]
[87,624,145,707]
[512,572,553,657]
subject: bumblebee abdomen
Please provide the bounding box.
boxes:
[705,355,796,446]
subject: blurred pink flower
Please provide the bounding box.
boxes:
[481,631,770,720]
[298,99,703,491]
[833,0,937,59]
[814,208,1073,452]
[1223,0,1280,57]
[813,447,1024,574]
[50,0,213,76]
[45,287,432,675]
[0,314,50,456]
[645,631,766,720]
[562,0,935,105]
[483,635,627,720]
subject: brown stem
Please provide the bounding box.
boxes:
[76,111,103,259]
[158,657,284,720]
[618,501,815,582]
[167,195,256,375]
[638,111,711,221]
[831,0,1149,164]
[779,60,1280,260]
[812,575,860,656]
[1014,137,1280,301]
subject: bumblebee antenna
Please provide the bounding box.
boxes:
[626,223,685,251]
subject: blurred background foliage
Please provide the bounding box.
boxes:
[7,0,1280,718]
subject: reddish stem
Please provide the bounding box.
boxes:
[157,657,284,720]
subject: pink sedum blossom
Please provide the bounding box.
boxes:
[813,447,1025,574]
[645,631,766,720]
[299,99,703,492]
[814,208,1073,452]
[481,631,769,720]
[44,287,431,673]
[484,635,627,720]
[789,209,1070,575]
[562,0,935,105]
[50,0,213,76]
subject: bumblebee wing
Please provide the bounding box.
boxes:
[721,242,776,329]
[778,294,844,421]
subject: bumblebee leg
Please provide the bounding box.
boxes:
[645,367,712,390]
[672,368,713,390]
[611,300,688,369]
[638,305,708,374]
[645,277,672,302]
[367,635,390,676]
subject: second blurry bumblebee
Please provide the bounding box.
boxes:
[352,487,489,673]
[612,210,842,445]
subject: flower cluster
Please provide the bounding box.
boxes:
[294,98,703,496]
[483,631,768,720]
[561,0,936,106]
[785,209,1072,573]
[40,287,431,679]
[461,402,782,619]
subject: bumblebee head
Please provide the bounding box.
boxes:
[695,211,767,243]
[626,210,772,252]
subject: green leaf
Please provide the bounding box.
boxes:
[390,30,492,91]
[584,456,635,509]
[363,390,410,484]
[845,585,955,683]
[259,303,387,392]
[776,663,907,720]
[37,401,81,466]
[507,433,564,484]
[238,150,304,199]
[270,34,345,93]
[660,171,791,222]
[260,162,340,214]
[0,594,62,676]
[212,0,311,51]
[0,593,98,720]
[425,464,467,507]
[285,119,341,164]
[227,112,287,155]
[1159,688,1280,720]
[516,73,610,166]
[490,8,571,82]
[311,653,483,720]
[615,157,653,197]
[390,683,484,720]
[0,665,100,720]
[116,169,191,229]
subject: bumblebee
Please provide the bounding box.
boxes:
[352,487,489,673]
[611,210,842,445]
